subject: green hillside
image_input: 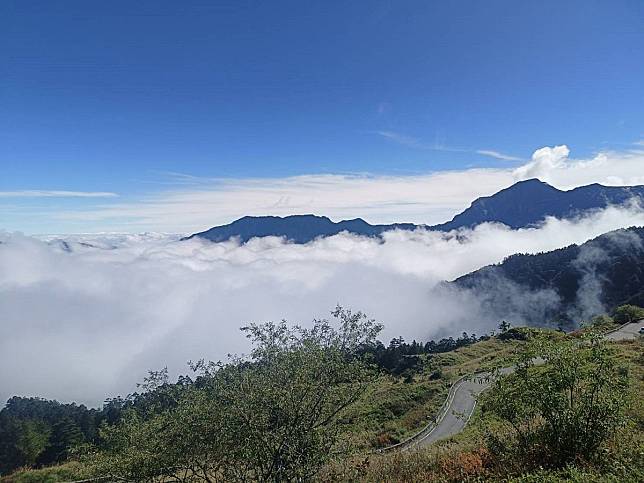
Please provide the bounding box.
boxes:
[3,314,642,482]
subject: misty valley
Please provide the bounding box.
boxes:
[1,180,644,482]
[3,3,644,480]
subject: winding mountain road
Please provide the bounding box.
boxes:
[393,322,642,451]
[605,321,643,340]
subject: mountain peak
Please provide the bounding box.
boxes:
[501,178,558,193]
[515,178,549,185]
[432,179,644,231]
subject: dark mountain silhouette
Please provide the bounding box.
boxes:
[184,179,644,244]
[451,226,644,327]
[434,179,644,231]
[182,214,416,244]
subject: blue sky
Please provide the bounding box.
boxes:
[1,0,644,233]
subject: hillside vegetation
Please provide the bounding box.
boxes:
[454,226,644,327]
[1,309,642,482]
[331,334,643,483]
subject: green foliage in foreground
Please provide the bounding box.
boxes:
[4,316,642,482]
[87,307,382,482]
[483,331,632,470]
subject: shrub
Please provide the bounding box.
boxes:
[612,304,644,325]
[87,307,382,482]
[483,332,631,470]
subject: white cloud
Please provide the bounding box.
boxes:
[0,190,118,198]
[51,170,516,233]
[1,203,643,406]
[376,130,426,148]
[50,144,644,234]
[6,144,644,234]
[377,131,522,161]
[375,130,466,153]
[513,145,571,179]
[476,149,524,162]
[513,145,644,188]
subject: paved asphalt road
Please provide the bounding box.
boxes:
[605,321,643,340]
[414,376,492,447]
[405,321,643,450]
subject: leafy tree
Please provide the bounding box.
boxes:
[0,397,100,475]
[586,314,614,328]
[16,420,50,467]
[358,331,482,376]
[612,304,644,324]
[0,415,25,474]
[38,417,84,464]
[90,306,382,482]
[483,332,630,469]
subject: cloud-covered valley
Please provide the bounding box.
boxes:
[2,202,644,406]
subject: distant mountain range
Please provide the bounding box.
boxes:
[183,215,416,244]
[184,179,644,244]
[450,226,644,327]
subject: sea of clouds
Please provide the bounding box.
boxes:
[2,201,644,406]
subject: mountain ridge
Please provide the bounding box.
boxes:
[435,178,644,231]
[184,179,644,244]
[182,214,417,244]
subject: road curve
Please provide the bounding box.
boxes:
[390,321,642,452]
[605,321,643,341]
[413,375,489,447]
[412,367,515,448]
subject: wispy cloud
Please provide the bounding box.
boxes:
[376,131,522,161]
[376,130,425,149]
[0,190,118,198]
[476,149,524,162]
[49,170,514,233]
[376,130,466,153]
[376,102,391,115]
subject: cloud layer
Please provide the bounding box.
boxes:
[0,190,118,198]
[2,202,644,406]
[31,144,644,234]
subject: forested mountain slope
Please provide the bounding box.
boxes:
[452,226,644,326]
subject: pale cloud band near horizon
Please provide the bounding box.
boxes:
[0,190,118,198]
[5,144,644,234]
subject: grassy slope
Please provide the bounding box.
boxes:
[324,335,644,482]
[0,462,90,483]
[338,337,522,450]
